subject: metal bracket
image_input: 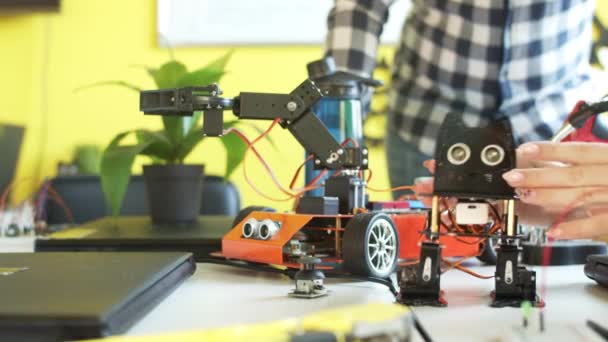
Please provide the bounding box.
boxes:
[491,244,542,307]
[397,242,446,307]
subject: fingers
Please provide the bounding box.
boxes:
[413,179,433,206]
[517,141,608,166]
[414,178,433,194]
[503,165,608,188]
[516,187,608,209]
[514,202,555,227]
[585,206,608,216]
[423,159,435,174]
[547,213,608,240]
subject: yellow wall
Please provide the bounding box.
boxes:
[0,0,393,211]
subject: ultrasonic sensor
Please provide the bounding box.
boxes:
[257,219,280,240]
[447,143,471,165]
[481,144,505,166]
[242,218,259,238]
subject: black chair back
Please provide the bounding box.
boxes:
[45,175,240,224]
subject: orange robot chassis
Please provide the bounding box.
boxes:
[220,206,482,278]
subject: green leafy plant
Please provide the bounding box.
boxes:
[81,51,250,216]
[73,144,101,175]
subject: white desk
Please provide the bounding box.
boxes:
[126,262,608,341]
[2,237,607,341]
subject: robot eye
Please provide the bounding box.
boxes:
[481,144,505,166]
[447,143,471,165]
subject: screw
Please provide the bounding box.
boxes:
[363,159,368,164]
[216,105,222,109]
[362,149,368,155]
[337,149,344,155]
[287,101,298,112]
[315,159,321,165]
[170,96,175,103]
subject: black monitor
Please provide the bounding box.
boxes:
[0,124,24,200]
[0,0,60,12]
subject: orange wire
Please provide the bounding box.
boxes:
[226,128,296,202]
[240,119,294,197]
[225,125,392,203]
[224,124,322,202]
[365,168,373,183]
[289,155,313,190]
[230,121,295,197]
[453,264,494,279]
[366,185,415,193]
[401,257,494,280]
[292,137,359,190]
[442,257,494,279]
[288,155,328,192]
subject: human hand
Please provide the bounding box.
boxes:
[412,160,556,229]
[412,160,435,206]
[502,142,608,240]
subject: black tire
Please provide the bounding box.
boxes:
[342,213,399,278]
[476,237,498,265]
[231,206,276,228]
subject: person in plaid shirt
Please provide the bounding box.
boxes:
[324,0,597,192]
[324,0,608,239]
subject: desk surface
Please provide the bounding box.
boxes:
[2,237,607,341]
[126,262,608,341]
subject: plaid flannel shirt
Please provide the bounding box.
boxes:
[325,0,597,156]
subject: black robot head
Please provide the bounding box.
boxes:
[432,113,516,199]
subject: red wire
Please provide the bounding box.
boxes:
[47,186,74,222]
[288,154,327,192]
[540,190,595,308]
[225,128,295,201]
[224,123,322,202]
[0,178,34,214]
[0,183,12,214]
[294,137,360,188]
[341,138,359,148]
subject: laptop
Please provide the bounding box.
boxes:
[585,254,608,288]
[0,251,195,341]
[35,216,233,261]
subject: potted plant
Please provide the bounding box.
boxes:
[83,51,249,223]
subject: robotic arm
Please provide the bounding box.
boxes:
[139,79,368,171]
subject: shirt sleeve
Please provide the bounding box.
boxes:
[324,0,392,78]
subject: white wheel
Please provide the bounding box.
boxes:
[367,218,398,275]
[343,213,399,278]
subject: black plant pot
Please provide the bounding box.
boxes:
[142,164,204,224]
